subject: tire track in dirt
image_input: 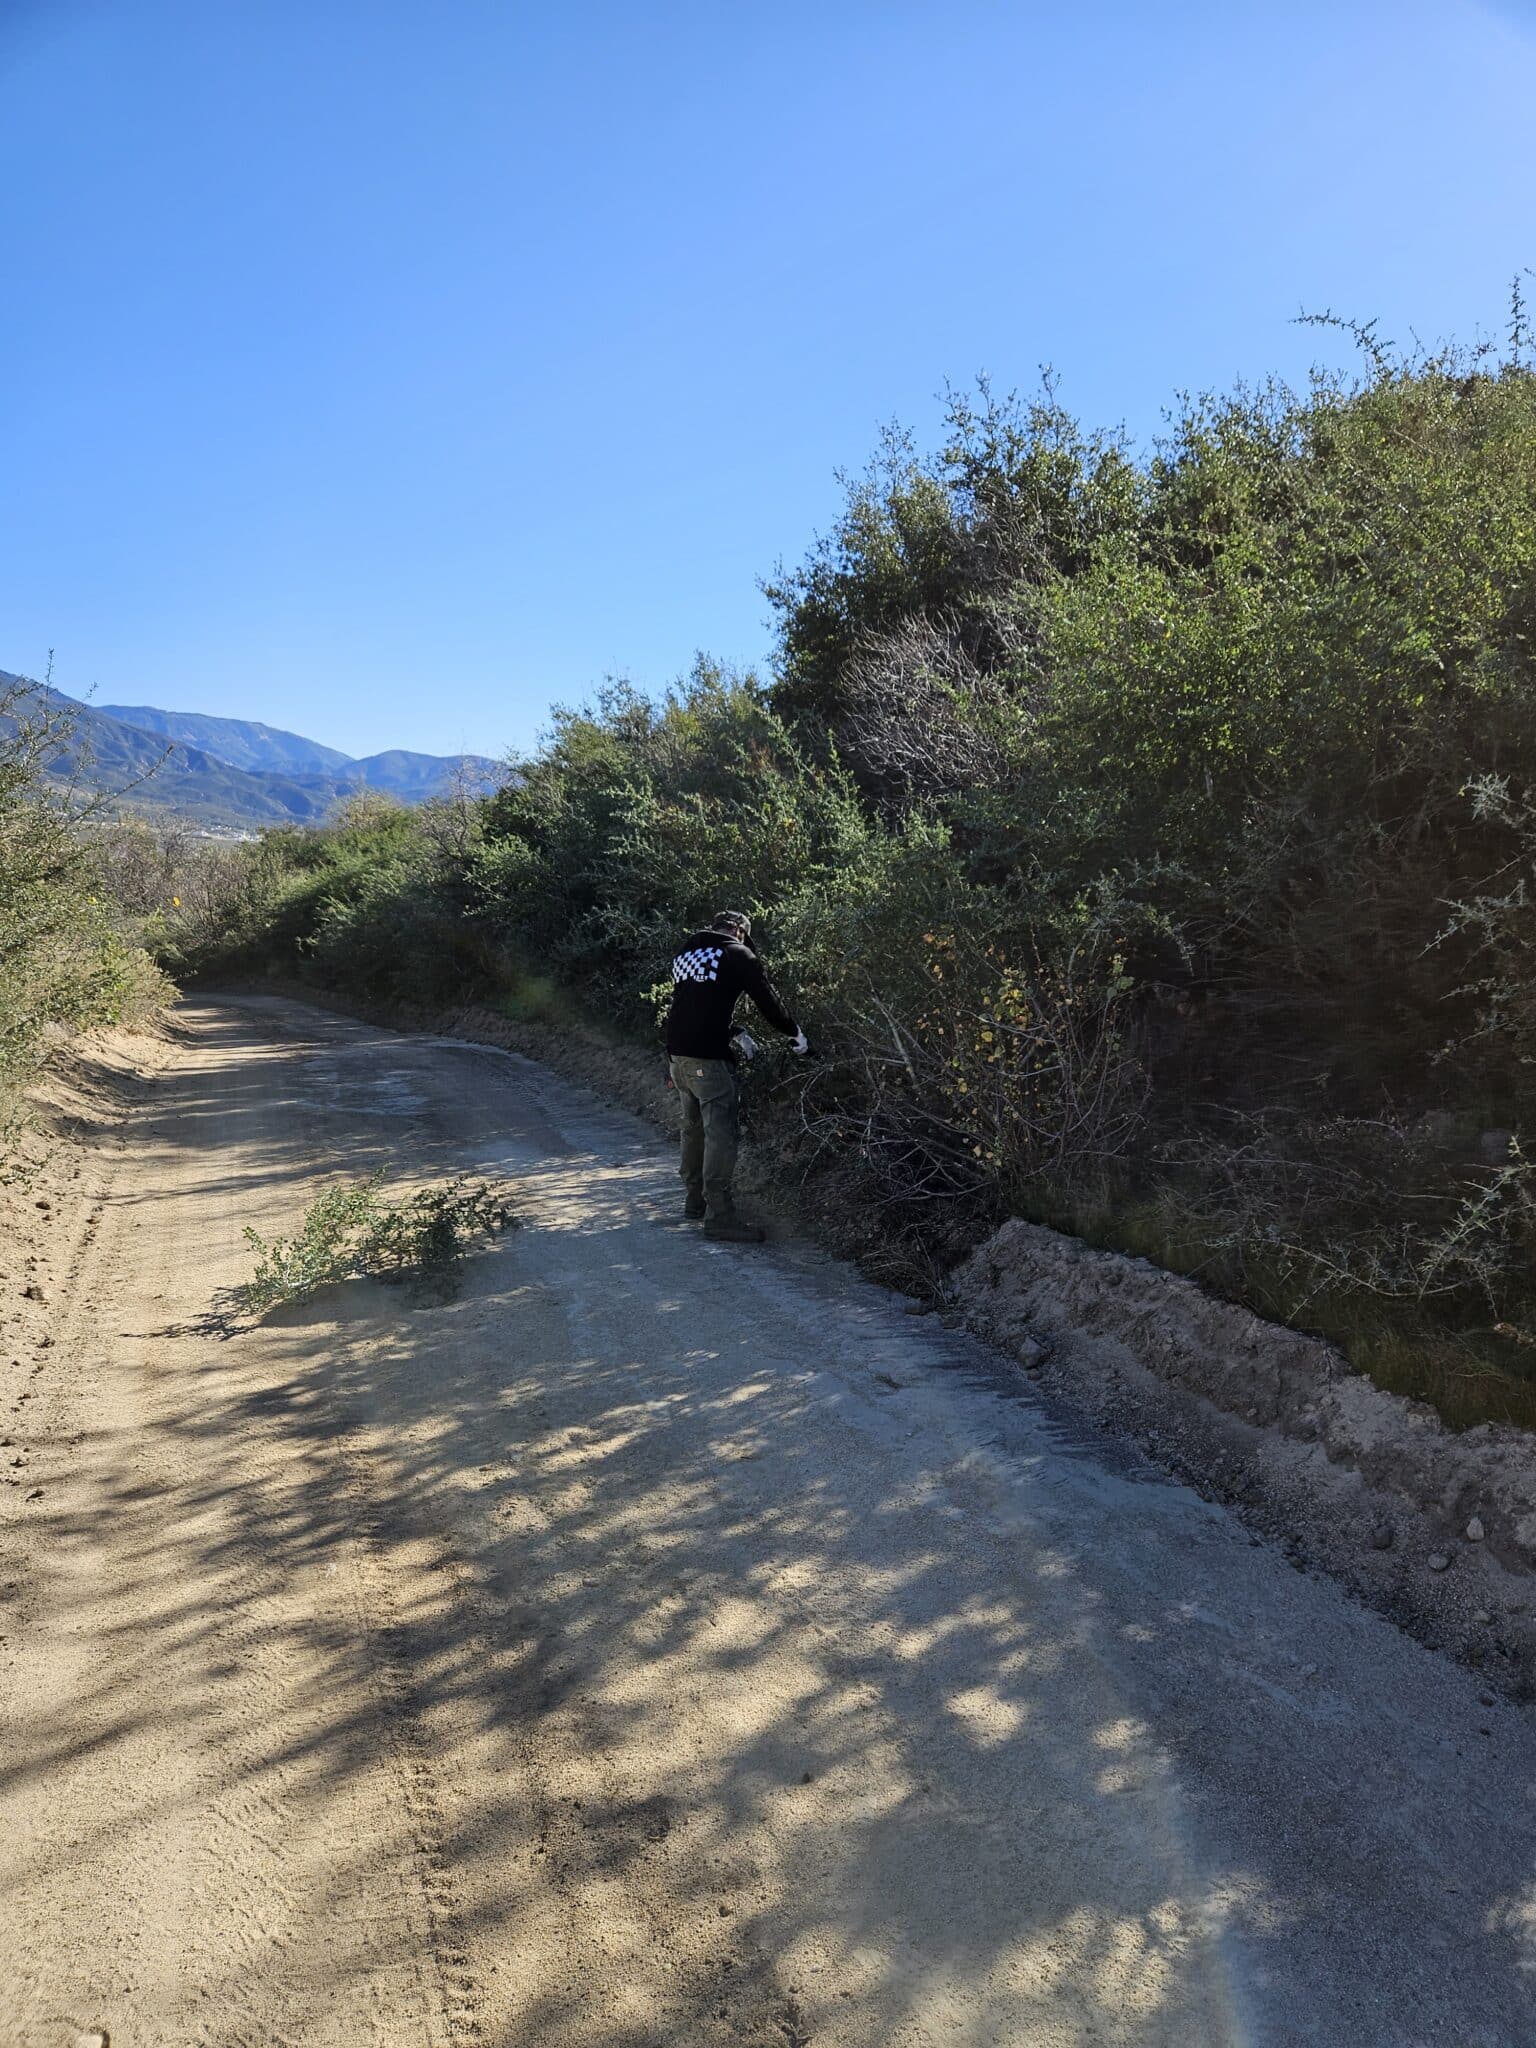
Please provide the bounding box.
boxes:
[327,1425,491,2045]
[150,1017,481,2048]
[1,1012,479,2047]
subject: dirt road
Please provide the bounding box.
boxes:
[3,995,1534,2047]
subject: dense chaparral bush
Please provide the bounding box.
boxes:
[137,309,1536,1425]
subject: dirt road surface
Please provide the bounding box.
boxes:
[3,995,1534,2047]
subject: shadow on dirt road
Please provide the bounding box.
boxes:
[3,995,1533,2047]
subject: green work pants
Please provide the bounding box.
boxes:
[669,1055,739,1217]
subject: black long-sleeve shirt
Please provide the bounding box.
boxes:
[664,927,798,1061]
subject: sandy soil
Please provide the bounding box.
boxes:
[3,995,1534,2047]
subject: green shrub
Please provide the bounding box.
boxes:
[241,1170,517,1315]
[1,675,173,1149]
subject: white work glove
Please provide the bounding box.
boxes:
[791,1028,811,1056]
[734,1031,758,1063]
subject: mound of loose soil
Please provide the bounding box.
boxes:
[957,1219,1536,1695]
[1,1022,178,1454]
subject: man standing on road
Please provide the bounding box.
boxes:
[664,910,809,1243]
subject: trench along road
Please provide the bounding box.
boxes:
[3,994,1534,2048]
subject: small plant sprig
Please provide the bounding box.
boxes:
[240,1169,517,1316]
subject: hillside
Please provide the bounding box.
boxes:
[95,702,355,778]
[2,674,501,830]
[340,747,497,800]
[95,700,499,802]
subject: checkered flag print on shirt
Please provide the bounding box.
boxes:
[673,945,723,983]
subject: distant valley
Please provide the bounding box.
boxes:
[2,672,502,832]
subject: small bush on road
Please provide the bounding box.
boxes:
[241,1170,517,1315]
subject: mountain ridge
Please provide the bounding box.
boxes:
[4,672,502,831]
[94,702,357,778]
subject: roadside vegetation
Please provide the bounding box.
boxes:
[240,1170,517,1316]
[0,672,170,1153]
[130,314,1536,1428]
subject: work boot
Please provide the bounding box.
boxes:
[704,1207,765,1244]
[683,1194,707,1220]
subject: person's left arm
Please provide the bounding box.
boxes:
[737,949,800,1040]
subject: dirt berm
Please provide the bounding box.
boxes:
[957,1219,1536,1694]
[260,985,1536,1697]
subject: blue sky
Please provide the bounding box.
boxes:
[3,1,1535,762]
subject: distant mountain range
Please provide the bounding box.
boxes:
[95,701,358,778]
[2,672,502,832]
